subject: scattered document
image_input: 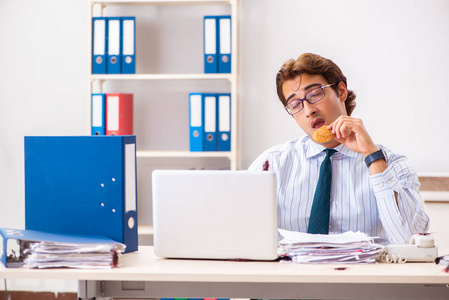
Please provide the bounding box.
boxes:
[0,228,125,269]
[278,229,384,264]
[436,255,449,273]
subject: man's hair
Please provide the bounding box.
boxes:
[276,53,356,116]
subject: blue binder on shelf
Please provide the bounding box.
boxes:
[217,93,231,151]
[121,16,136,74]
[24,136,138,253]
[189,93,204,152]
[203,93,217,151]
[218,15,231,73]
[91,93,106,135]
[203,16,218,73]
[107,17,122,74]
[92,17,108,74]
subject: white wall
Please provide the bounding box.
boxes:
[1,0,449,292]
[240,0,449,173]
[0,0,88,229]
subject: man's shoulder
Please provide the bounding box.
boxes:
[262,136,309,156]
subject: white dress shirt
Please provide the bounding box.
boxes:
[248,136,430,244]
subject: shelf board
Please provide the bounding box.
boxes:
[136,150,232,158]
[138,224,154,235]
[90,73,232,81]
[421,191,449,203]
[91,0,231,5]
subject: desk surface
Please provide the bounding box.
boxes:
[1,246,448,284]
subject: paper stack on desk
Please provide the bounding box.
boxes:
[23,240,125,269]
[278,229,383,264]
[0,228,125,269]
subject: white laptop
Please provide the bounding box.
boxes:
[152,170,278,260]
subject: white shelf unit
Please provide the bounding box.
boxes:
[87,0,240,170]
[88,0,240,242]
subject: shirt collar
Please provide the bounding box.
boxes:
[304,136,359,159]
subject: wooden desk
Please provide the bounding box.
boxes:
[1,246,449,300]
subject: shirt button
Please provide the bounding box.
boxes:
[387,180,392,184]
[330,197,333,202]
[329,225,332,229]
[379,183,384,187]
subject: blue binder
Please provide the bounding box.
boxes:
[217,93,231,151]
[24,136,138,253]
[92,17,108,74]
[0,228,123,268]
[121,16,136,74]
[189,93,204,152]
[203,93,217,151]
[218,15,231,73]
[203,16,218,73]
[91,93,106,135]
[107,17,122,74]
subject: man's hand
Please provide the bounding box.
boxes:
[328,115,390,177]
[328,116,378,157]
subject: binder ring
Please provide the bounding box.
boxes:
[193,130,199,138]
[128,217,135,229]
[96,56,103,64]
[125,56,133,64]
[207,133,214,141]
[222,55,229,63]
[207,55,214,63]
[110,56,117,64]
[221,133,229,141]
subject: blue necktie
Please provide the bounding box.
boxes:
[307,149,337,234]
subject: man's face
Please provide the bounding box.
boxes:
[282,73,348,146]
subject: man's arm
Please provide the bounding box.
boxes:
[329,116,429,244]
[369,154,429,244]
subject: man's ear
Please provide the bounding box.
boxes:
[338,81,348,102]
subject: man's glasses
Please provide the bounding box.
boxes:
[284,83,337,115]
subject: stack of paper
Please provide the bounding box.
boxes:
[278,229,383,264]
[23,241,125,269]
[0,228,125,269]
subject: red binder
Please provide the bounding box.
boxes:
[106,93,133,135]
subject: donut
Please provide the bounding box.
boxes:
[313,125,334,143]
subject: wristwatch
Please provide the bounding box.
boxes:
[365,148,387,167]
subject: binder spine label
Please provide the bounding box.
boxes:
[125,143,137,212]
[219,18,231,55]
[107,96,120,131]
[93,20,106,55]
[122,20,135,56]
[108,20,120,56]
[204,18,217,55]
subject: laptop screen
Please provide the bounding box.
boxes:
[152,170,278,260]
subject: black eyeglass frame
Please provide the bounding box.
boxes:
[284,83,337,116]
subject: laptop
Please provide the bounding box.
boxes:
[152,170,278,260]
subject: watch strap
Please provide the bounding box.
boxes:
[365,149,385,167]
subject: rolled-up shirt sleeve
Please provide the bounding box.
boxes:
[370,151,430,244]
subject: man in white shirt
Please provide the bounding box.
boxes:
[248,53,429,244]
